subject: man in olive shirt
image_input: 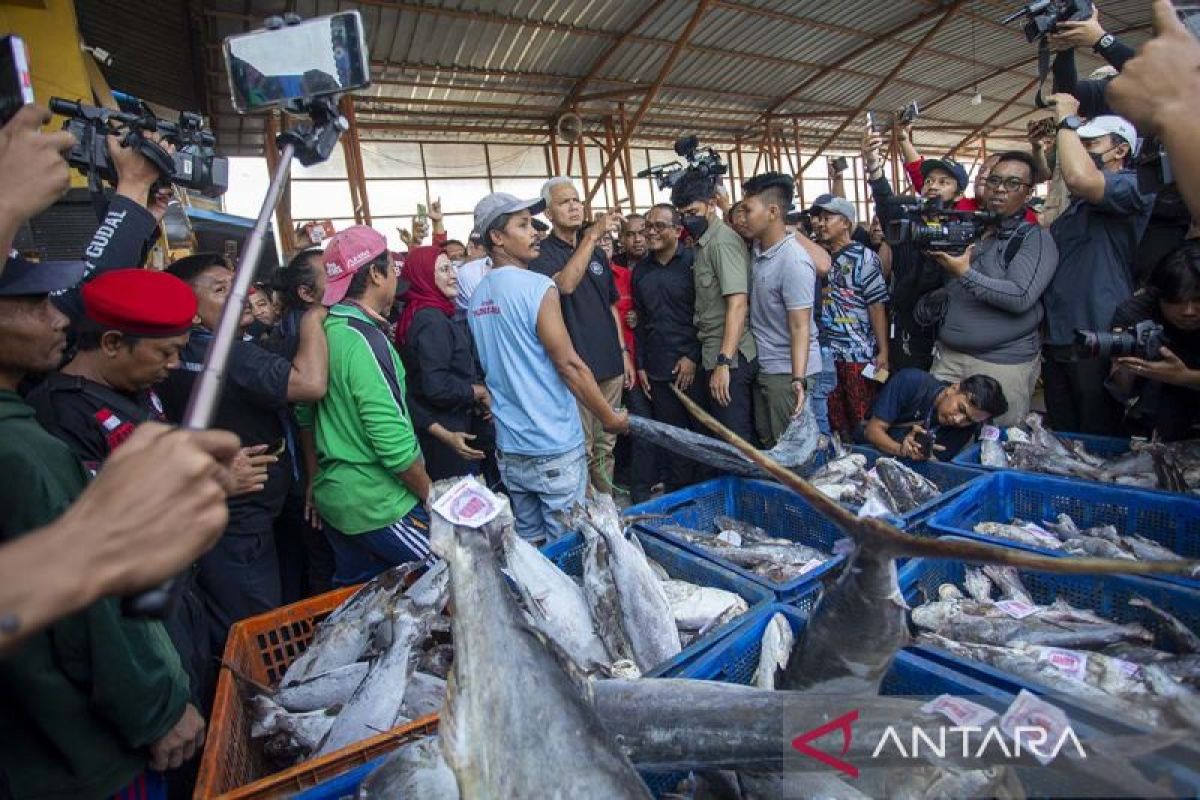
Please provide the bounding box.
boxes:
[672,171,759,441]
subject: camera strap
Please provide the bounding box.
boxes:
[1033,38,1053,109]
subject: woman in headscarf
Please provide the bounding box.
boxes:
[396,246,492,480]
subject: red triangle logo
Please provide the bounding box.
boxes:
[791,709,860,778]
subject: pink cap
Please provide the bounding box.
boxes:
[322,225,389,306]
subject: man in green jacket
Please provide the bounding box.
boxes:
[300,226,436,585]
[0,257,203,800]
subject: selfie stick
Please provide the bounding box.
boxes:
[124,97,348,617]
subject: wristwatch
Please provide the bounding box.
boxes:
[1093,33,1115,53]
[715,353,734,368]
[791,376,808,390]
[1057,115,1083,133]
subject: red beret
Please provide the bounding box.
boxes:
[81,269,198,337]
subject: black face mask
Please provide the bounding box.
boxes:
[681,213,709,241]
[1090,146,1118,171]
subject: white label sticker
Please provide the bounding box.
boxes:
[995,599,1040,619]
[981,424,1001,441]
[921,694,997,727]
[431,477,504,529]
[1038,647,1089,682]
[999,690,1075,766]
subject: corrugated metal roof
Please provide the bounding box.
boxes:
[184,0,1152,157]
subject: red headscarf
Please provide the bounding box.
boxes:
[396,245,456,346]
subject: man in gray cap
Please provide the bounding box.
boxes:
[810,195,890,439]
[467,193,629,543]
[1042,95,1155,434]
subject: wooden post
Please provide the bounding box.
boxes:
[792,120,805,210]
[604,117,621,211]
[578,133,592,217]
[549,131,561,175]
[734,141,744,202]
[483,143,495,193]
[619,104,636,212]
[264,112,295,257]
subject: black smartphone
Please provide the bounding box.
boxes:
[0,36,34,127]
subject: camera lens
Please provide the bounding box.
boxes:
[1073,329,1134,360]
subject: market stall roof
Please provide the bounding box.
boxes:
[186,1,1152,158]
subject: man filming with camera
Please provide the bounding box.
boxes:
[863,124,967,372]
[1041,94,1155,434]
[926,152,1059,425]
[1104,239,1200,441]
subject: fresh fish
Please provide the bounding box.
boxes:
[1042,512,1081,541]
[937,583,965,600]
[574,498,681,673]
[249,695,339,754]
[1130,595,1200,653]
[315,600,429,756]
[973,521,1063,550]
[501,518,611,671]
[753,613,794,690]
[358,736,459,799]
[713,515,770,543]
[1123,533,1184,562]
[418,643,454,680]
[807,453,868,483]
[1062,536,1137,561]
[963,568,994,602]
[874,458,940,513]
[660,580,748,633]
[429,491,652,799]
[981,565,1034,605]
[275,662,369,713]
[279,609,376,687]
[405,560,450,611]
[399,671,447,720]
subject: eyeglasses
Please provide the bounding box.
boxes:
[984,176,1031,191]
[647,221,676,232]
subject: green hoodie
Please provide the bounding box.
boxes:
[0,391,189,800]
[300,304,422,534]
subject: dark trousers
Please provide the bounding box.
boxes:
[622,385,660,503]
[704,358,759,445]
[195,523,282,653]
[648,376,711,491]
[275,489,335,604]
[1041,347,1123,435]
[162,567,216,713]
[325,506,433,587]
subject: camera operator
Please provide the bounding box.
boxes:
[927,152,1059,425]
[863,125,967,372]
[671,169,759,441]
[1041,95,1154,434]
[1049,4,1136,117]
[1108,0,1200,221]
[1106,240,1200,440]
[0,258,206,799]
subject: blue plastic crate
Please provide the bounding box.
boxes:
[678,603,1200,796]
[622,476,859,602]
[293,757,383,799]
[540,528,775,677]
[926,471,1200,588]
[848,445,986,533]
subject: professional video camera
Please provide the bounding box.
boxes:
[638,134,727,191]
[1002,0,1093,43]
[1075,321,1168,361]
[48,97,229,198]
[885,197,998,255]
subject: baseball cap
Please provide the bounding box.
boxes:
[921,157,970,192]
[1077,115,1138,149]
[0,256,86,297]
[322,225,389,306]
[472,192,547,242]
[808,194,857,225]
[82,269,197,336]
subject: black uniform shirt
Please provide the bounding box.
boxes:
[530,231,624,381]
[632,246,702,382]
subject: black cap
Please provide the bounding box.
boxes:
[0,256,86,297]
[920,157,969,192]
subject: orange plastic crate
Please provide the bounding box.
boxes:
[194,586,439,799]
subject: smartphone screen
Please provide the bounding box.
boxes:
[0,36,34,127]
[224,12,370,113]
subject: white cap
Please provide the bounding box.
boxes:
[1077,115,1138,150]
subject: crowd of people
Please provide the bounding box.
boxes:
[0,1,1199,798]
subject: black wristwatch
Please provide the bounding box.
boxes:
[792,376,808,390]
[715,353,734,368]
[1093,33,1115,53]
[1058,116,1083,133]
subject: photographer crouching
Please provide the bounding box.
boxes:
[926,152,1059,426]
[1100,240,1200,441]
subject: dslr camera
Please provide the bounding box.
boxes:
[638,134,727,191]
[49,97,228,198]
[1002,0,1093,42]
[885,198,998,255]
[1074,321,1168,361]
